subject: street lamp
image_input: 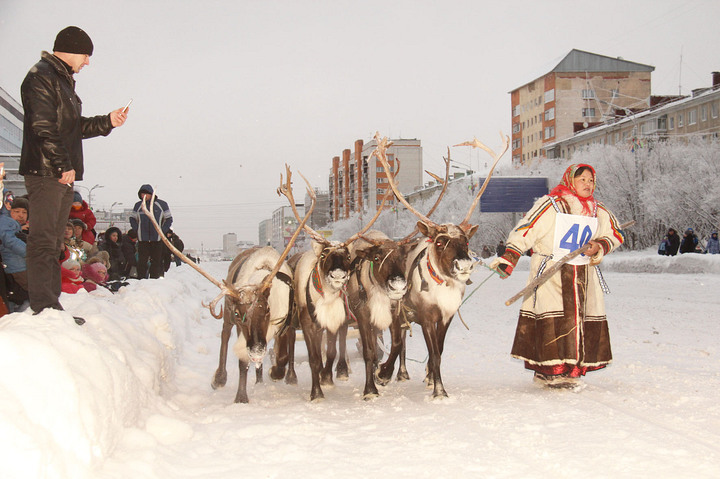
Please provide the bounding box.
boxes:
[109,201,123,226]
[74,183,103,207]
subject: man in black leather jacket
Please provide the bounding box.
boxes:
[20,26,128,318]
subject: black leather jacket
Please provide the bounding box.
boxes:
[20,51,114,180]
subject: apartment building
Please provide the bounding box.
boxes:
[0,86,25,195]
[510,49,654,166]
[328,137,423,222]
[544,72,720,160]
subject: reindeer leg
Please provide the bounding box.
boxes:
[377,318,402,385]
[423,320,448,399]
[211,319,233,389]
[270,330,288,381]
[303,321,325,401]
[396,329,410,382]
[356,315,380,399]
[234,358,250,403]
[255,363,263,384]
[320,329,338,386]
[335,321,350,381]
[285,328,298,385]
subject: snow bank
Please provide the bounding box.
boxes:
[1,252,719,478]
[0,273,207,479]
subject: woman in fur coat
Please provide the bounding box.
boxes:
[490,164,626,389]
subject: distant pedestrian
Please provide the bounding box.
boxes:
[496,240,505,257]
[161,229,184,272]
[679,228,699,254]
[705,231,719,254]
[665,228,680,256]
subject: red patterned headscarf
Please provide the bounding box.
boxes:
[549,164,597,215]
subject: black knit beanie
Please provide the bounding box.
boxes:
[53,26,94,56]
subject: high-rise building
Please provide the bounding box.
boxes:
[328,137,423,222]
[510,49,654,166]
[222,233,237,257]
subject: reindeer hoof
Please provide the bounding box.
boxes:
[234,393,249,404]
[396,370,410,382]
[432,389,449,399]
[211,370,227,389]
[310,391,325,402]
[320,371,334,387]
[269,366,285,381]
[375,369,391,387]
[285,370,298,385]
[363,391,379,401]
[335,362,349,381]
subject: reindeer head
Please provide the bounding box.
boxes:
[279,164,395,293]
[418,222,478,283]
[225,281,275,364]
[371,131,508,284]
[312,241,352,291]
[353,232,409,300]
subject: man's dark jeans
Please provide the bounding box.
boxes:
[137,241,165,279]
[25,176,74,312]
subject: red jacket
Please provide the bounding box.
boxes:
[68,200,97,244]
[61,266,94,293]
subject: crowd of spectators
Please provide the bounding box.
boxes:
[0,188,184,314]
[658,227,719,255]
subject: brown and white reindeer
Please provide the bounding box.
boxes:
[347,152,452,399]
[270,166,385,401]
[141,183,315,403]
[372,131,509,398]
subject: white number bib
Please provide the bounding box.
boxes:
[552,213,598,265]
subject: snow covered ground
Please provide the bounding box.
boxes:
[1,251,719,479]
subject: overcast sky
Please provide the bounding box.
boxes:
[1,0,718,249]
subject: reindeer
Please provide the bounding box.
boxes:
[271,167,386,401]
[346,153,452,399]
[372,131,509,398]
[141,183,315,403]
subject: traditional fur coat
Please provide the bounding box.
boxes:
[499,192,625,375]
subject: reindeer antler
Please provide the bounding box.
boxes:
[372,131,437,229]
[262,170,317,291]
[399,147,451,243]
[278,165,329,245]
[342,157,400,246]
[454,131,509,227]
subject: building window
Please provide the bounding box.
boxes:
[582,89,596,99]
[582,108,596,117]
[614,132,620,143]
[688,109,697,125]
[512,139,521,150]
[544,107,555,121]
[611,88,619,98]
[701,105,708,121]
[712,102,719,118]
[512,123,520,133]
[512,106,519,117]
[678,113,684,127]
[544,126,555,139]
[669,116,674,130]
[544,89,555,103]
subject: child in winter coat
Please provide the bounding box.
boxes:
[82,262,109,289]
[61,260,95,293]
